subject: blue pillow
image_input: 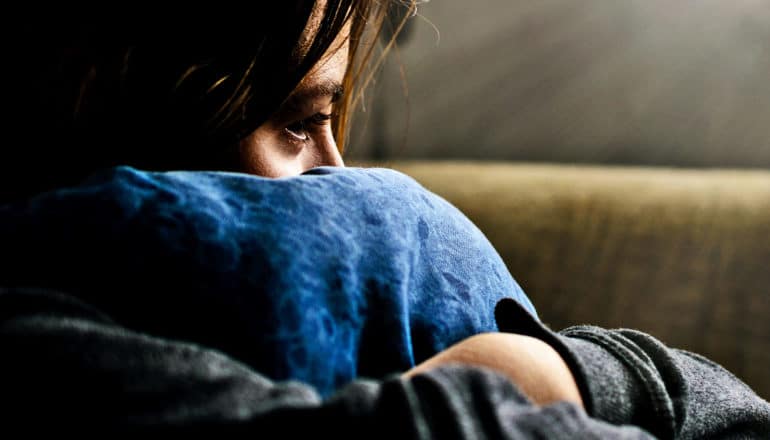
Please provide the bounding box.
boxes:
[1,166,535,396]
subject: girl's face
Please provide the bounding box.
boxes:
[237,7,349,178]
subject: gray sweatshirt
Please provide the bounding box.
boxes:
[2,289,768,438]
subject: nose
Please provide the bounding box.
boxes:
[315,134,345,168]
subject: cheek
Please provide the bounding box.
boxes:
[237,128,301,178]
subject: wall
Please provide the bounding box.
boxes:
[348,0,770,168]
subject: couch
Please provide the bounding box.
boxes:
[380,160,770,401]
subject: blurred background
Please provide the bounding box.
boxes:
[345,0,770,400]
[348,0,770,168]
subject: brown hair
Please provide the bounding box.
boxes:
[1,1,415,201]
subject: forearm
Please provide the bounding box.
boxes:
[404,333,584,408]
[558,326,770,439]
[1,287,649,438]
[495,298,770,439]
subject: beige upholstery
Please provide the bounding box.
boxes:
[383,160,770,400]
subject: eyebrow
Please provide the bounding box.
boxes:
[281,79,345,114]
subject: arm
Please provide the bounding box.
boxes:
[404,332,584,409]
[495,298,770,439]
[558,326,770,439]
[0,287,650,438]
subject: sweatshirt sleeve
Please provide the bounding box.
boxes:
[0,287,652,438]
[495,298,770,439]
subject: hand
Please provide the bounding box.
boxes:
[403,333,584,408]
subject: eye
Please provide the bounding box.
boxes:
[309,112,333,125]
[284,112,333,142]
[285,121,310,141]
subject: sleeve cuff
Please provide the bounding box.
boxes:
[494,298,657,427]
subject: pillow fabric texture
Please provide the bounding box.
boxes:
[0,166,535,396]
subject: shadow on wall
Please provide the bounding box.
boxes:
[349,0,770,168]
